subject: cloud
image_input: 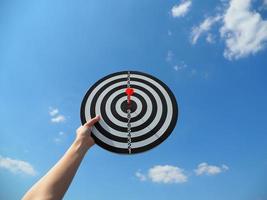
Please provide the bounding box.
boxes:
[191,15,222,44]
[190,0,267,59]
[220,0,267,59]
[49,108,59,116]
[173,62,187,71]
[206,33,215,43]
[0,155,37,176]
[166,50,174,62]
[148,165,188,183]
[51,115,65,123]
[171,0,192,18]
[136,165,188,184]
[53,131,67,144]
[135,171,147,181]
[172,61,209,79]
[49,107,66,123]
[173,66,179,71]
[194,162,229,176]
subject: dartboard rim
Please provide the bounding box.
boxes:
[80,70,178,154]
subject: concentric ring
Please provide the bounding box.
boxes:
[80,71,178,154]
[112,91,147,122]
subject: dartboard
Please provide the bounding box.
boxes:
[80,71,178,154]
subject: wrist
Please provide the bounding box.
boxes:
[72,138,91,154]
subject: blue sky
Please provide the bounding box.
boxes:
[1,0,267,199]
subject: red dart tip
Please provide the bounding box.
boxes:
[125,88,134,96]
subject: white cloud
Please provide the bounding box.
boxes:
[49,107,66,123]
[135,171,147,181]
[264,0,267,6]
[195,162,229,176]
[53,131,67,144]
[191,15,222,44]
[220,0,267,59]
[49,108,59,116]
[173,62,187,71]
[148,165,187,184]
[171,0,192,18]
[0,155,37,176]
[51,115,65,123]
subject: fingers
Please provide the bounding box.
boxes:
[84,115,101,127]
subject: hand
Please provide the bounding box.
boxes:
[76,115,101,149]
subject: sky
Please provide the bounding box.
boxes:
[0,0,267,199]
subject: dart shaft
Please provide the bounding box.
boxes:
[127,95,131,104]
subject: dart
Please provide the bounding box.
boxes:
[125,87,134,105]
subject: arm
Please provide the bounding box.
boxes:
[22,115,101,200]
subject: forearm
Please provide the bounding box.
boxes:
[22,139,90,200]
[22,116,100,200]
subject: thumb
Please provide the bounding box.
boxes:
[84,115,101,127]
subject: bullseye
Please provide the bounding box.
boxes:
[80,71,178,154]
[121,100,137,113]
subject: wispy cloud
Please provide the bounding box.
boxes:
[206,33,215,44]
[220,0,267,59]
[136,165,188,184]
[49,108,59,116]
[49,107,66,123]
[53,131,67,144]
[191,15,222,44]
[194,162,229,176]
[51,115,65,123]
[0,155,37,176]
[171,0,192,18]
[166,50,174,62]
[172,62,210,80]
[173,62,188,71]
[135,171,147,181]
